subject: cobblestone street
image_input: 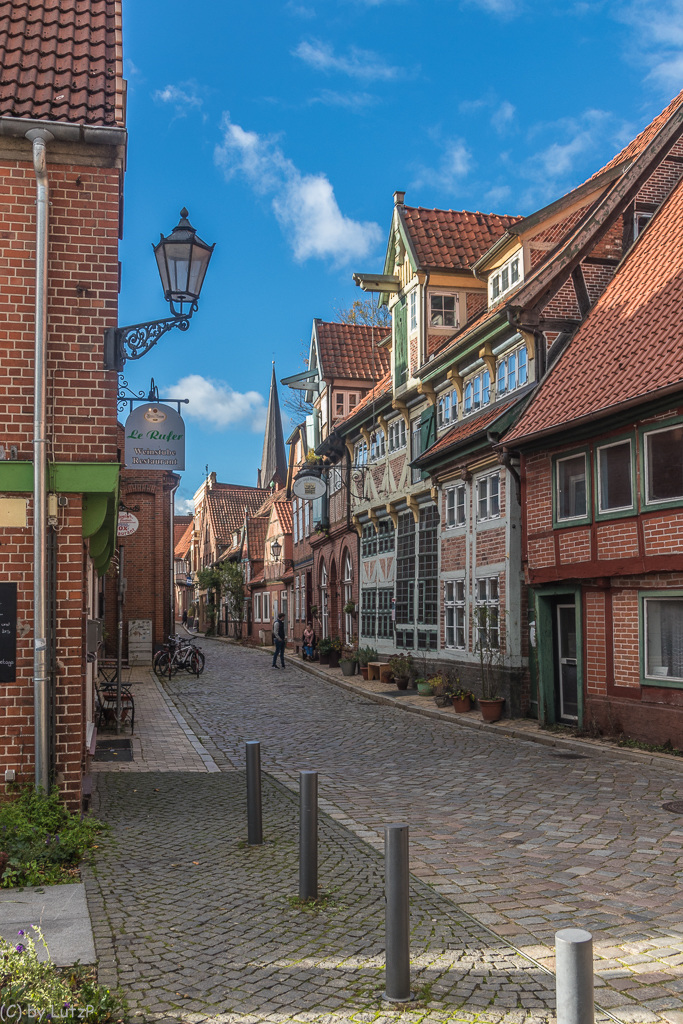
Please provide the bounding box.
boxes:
[86,640,683,1024]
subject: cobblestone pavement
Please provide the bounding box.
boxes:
[86,641,683,1024]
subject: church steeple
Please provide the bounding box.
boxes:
[258,363,287,490]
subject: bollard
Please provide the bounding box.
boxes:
[384,823,412,1003]
[245,741,263,845]
[299,771,318,901]
[555,928,594,1024]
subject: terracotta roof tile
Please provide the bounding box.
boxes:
[316,320,390,381]
[401,207,522,271]
[174,515,192,548]
[587,89,683,182]
[416,394,523,464]
[276,501,293,534]
[506,175,683,445]
[0,0,125,127]
[246,516,268,560]
[174,521,193,559]
[206,485,270,545]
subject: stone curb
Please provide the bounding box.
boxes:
[199,631,683,772]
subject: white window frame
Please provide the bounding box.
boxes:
[304,500,310,536]
[354,440,368,467]
[329,465,342,494]
[556,452,588,522]
[253,593,262,622]
[409,289,418,332]
[262,592,270,623]
[445,483,467,528]
[295,577,300,622]
[597,438,633,514]
[644,424,683,506]
[444,578,466,650]
[437,391,452,430]
[643,595,683,683]
[476,472,500,522]
[496,343,528,397]
[489,251,523,306]
[464,370,491,415]
[388,418,407,452]
[475,576,499,649]
[429,291,460,329]
[370,429,386,461]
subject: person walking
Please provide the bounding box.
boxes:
[182,608,188,627]
[272,611,286,669]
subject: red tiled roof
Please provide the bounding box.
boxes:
[316,320,390,381]
[506,175,683,445]
[174,521,193,559]
[587,89,683,183]
[206,485,270,545]
[0,0,125,127]
[174,515,192,548]
[401,207,522,271]
[334,371,393,432]
[246,516,268,560]
[417,394,523,463]
[276,502,293,534]
[254,487,291,518]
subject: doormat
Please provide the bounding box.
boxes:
[94,738,133,762]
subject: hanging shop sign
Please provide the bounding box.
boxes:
[292,464,326,500]
[124,404,185,471]
[117,511,140,537]
[0,582,17,683]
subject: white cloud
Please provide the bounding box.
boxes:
[463,0,524,14]
[214,114,382,265]
[164,375,266,432]
[293,39,401,81]
[413,139,473,192]
[309,90,377,110]
[484,184,513,210]
[175,498,195,515]
[529,109,614,178]
[494,100,516,133]
[616,1,683,91]
[153,82,203,113]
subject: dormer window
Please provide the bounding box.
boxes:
[489,251,523,306]
[429,293,459,328]
[463,370,491,415]
[496,343,528,396]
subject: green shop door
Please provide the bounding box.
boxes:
[534,587,583,728]
[556,603,578,722]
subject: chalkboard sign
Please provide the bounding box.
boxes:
[0,582,17,683]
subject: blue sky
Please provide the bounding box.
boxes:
[119,0,683,512]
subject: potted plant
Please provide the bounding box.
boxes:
[389,654,413,690]
[328,635,343,669]
[343,600,356,616]
[356,646,378,680]
[318,635,333,665]
[421,674,442,697]
[431,677,456,708]
[477,606,505,722]
[310,605,318,618]
[415,676,431,695]
[339,644,358,676]
[452,687,475,713]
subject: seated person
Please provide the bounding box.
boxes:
[302,622,316,660]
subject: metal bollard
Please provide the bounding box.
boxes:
[245,741,263,845]
[299,771,318,901]
[555,928,594,1024]
[384,823,413,1003]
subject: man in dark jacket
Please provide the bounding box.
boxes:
[272,612,286,668]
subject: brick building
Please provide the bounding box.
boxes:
[0,0,126,804]
[506,170,683,744]
[174,516,193,623]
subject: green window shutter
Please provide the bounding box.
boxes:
[394,297,407,387]
[420,408,436,480]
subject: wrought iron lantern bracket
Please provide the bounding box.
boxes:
[104,307,196,371]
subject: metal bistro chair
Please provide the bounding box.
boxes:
[94,676,135,733]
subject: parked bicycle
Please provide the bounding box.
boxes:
[154,635,205,678]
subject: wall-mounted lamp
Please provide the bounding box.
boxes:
[271,539,282,560]
[104,208,215,371]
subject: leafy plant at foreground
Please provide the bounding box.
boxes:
[1,926,125,1023]
[0,786,105,888]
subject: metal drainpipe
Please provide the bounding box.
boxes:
[27,127,53,792]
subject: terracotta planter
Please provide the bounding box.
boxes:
[479,697,505,723]
[340,659,356,676]
[395,676,409,690]
[451,696,472,713]
[379,666,393,685]
[360,666,369,680]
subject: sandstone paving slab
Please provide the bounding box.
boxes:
[153,642,683,1022]
[86,771,559,1024]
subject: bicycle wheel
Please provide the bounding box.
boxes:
[189,650,205,676]
[155,651,171,676]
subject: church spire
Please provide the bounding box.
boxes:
[259,362,287,490]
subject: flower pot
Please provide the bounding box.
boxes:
[395,676,409,690]
[329,651,340,669]
[379,666,393,685]
[479,697,505,723]
[319,652,330,666]
[340,659,356,677]
[434,695,450,708]
[451,696,472,713]
[360,666,369,680]
[417,682,432,696]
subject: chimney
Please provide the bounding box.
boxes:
[393,190,405,207]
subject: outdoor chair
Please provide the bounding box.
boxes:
[94,679,135,733]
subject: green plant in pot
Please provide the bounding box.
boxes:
[318,635,333,665]
[452,687,475,712]
[389,653,413,690]
[343,600,356,616]
[431,676,456,707]
[339,643,358,677]
[327,635,343,667]
[476,604,505,722]
[419,673,441,697]
[356,646,378,679]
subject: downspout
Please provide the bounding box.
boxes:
[27,127,54,792]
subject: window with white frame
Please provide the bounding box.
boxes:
[429,292,459,328]
[477,472,500,521]
[643,596,683,682]
[388,418,407,452]
[361,524,377,558]
[370,429,386,461]
[262,592,270,623]
[645,424,683,505]
[304,501,310,536]
[489,251,523,305]
[354,440,368,467]
[293,499,299,544]
[343,552,354,645]
[464,370,491,414]
[295,577,300,621]
[378,518,394,553]
[361,588,376,638]
[497,344,528,396]
[253,593,262,622]
[476,576,499,649]
[445,483,467,528]
[298,497,303,539]
[437,390,452,430]
[634,210,653,239]
[444,579,466,649]
[598,439,633,513]
[320,562,329,638]
[556,453,588,521]
[409,289,418,332]
[335,393,345,419]
[329,465,342,494]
